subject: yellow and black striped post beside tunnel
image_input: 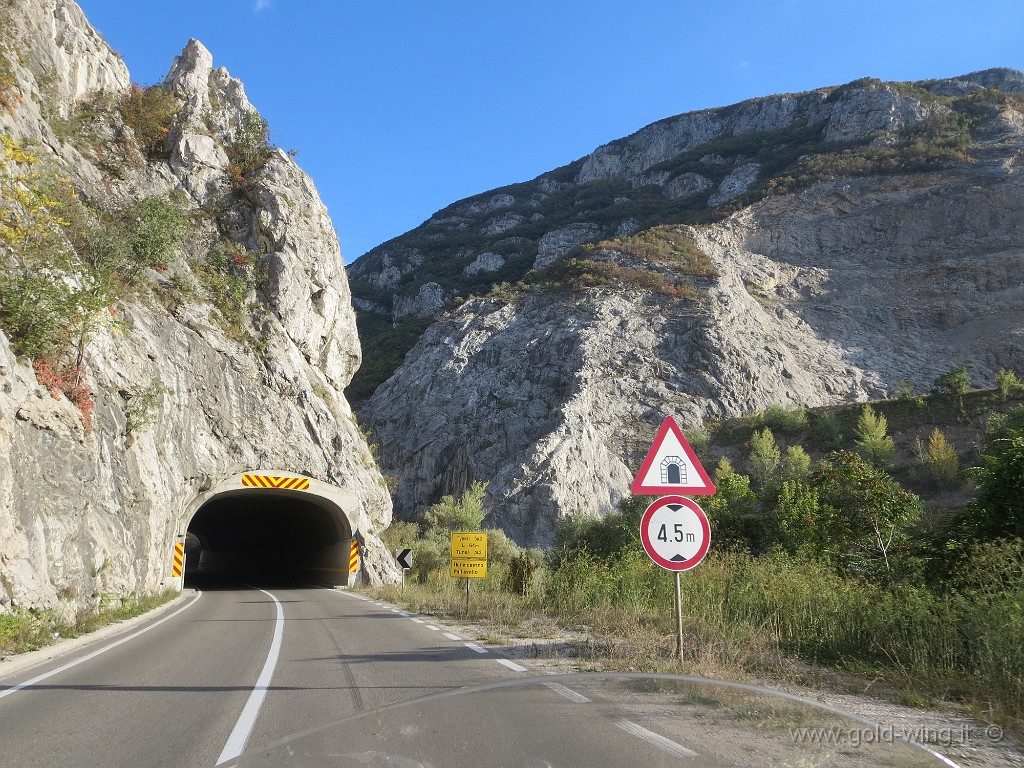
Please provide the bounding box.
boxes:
[349,539,359,574]
[172,542,184,577]
[241,474,310,491]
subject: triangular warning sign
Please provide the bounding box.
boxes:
[631,416,716,496]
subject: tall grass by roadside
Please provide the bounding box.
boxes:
[0,590,178,656]
[369,544,1024,728]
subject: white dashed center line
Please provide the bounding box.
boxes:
[496,659,527,672]
[543,682,591,704]
[616,719,697,759]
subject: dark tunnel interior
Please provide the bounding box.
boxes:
[184,490,353,588]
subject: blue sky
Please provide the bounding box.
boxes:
[76,1,1024,262]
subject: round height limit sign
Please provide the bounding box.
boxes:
[639,496,710,571]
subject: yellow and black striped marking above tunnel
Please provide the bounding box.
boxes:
[241,474,311,491]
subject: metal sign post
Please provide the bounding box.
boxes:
[632,416,716,666]
[450,532,488,616]
[638,495,712,664]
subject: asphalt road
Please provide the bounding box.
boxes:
[0,580,529,768]
[0,581,947,768]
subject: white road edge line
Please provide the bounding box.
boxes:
[411,618,425,624]
[465,642,488,654]
[616,719,698,758]
[215,589,285,766]
[426,625,440,631]
[443,632,462,641]
[543,682,591,703]
[496,659,527,672]
[0,591,203,700]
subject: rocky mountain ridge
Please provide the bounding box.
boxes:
[0,0,395,610]
[355,69,1024,544]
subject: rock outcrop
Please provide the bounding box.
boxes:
[0,1,396,610]
[356,70,1024,545]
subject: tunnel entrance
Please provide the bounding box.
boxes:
[182,475,356,588]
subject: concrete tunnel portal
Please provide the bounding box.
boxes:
[181,474,358,587]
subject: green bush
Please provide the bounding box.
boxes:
[760,404,809,436]
[536,257,700,300]
[702,471,762,552]
[124,378,168,435]
[121,84,178,157]
[959,428,1024,540]
[934,365,972,396]
[551,495,646,564]
[811,411,844,447]
[996,368,1023,399]
[422,481,487,533]
[596,226,718,277]
[227,109,272,184]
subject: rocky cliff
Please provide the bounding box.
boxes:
[354,70,1024,544]
[0,0,396,610]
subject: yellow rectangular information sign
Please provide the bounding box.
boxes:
[450,559,488,579]
[451,532,488,560]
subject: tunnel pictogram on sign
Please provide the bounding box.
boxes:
[171,542,185,577]
[241,474,310,491]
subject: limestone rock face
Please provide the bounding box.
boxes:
[464,252,506,276]
[360,81,1024,544]
[709,163,760,206]
[534,224,604,270]
[394,282,449,319]
[20,0,129,108]
[0,2,396,609]
[346,74,973,326]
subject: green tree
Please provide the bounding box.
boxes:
[926,427,960,488]
[703,472,761,551]
[781,444,812,481]
[748,427,781,490]
[934,365,972,396]
[854,404,895,467]
[812,451,923,578]
[421,481,488,533]
[960,429,1024,540]
[996,368,1024,399]
[775,479,823,556]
